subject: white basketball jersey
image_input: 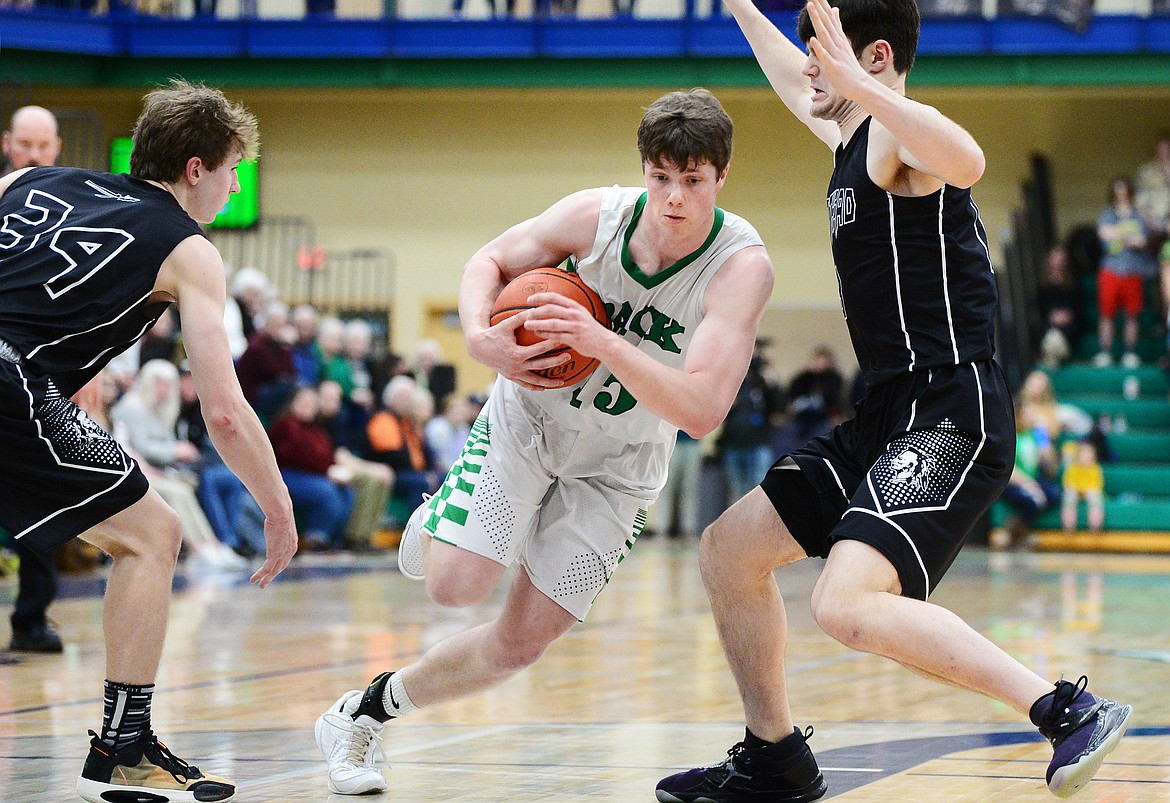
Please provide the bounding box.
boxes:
[526,185,764,446]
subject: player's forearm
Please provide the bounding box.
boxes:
[723,0,810,118]
[204,401,294,525]
[594,335,731,438]
[459,256,506,355]
[860,84,985,189]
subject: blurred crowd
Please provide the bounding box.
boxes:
[61,266,484,572]
[1035,132,1170,374]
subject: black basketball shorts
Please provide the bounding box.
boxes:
[760,361,1016,601]
[0,359,149,556]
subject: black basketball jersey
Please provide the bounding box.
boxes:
[827,117,998,388]
[0,167,202,396]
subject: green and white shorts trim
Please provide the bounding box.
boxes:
[420,381,666,620]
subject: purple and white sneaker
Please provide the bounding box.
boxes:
[1031,675,1132,798]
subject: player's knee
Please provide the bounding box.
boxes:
[698,517,736,579]
[106,506,182,568]
[425,572,493,608]
[809,588,865,648]
[491,627,552,671]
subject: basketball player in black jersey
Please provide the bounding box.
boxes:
[0,81,297,803]
[657,1,1131,801]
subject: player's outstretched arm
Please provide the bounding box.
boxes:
[805,0,984,189]
[459,189,602,389]
[162,235,297,587]
[722,0,840,149]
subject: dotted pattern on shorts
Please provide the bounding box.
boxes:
[552,551,610,600]
[870,418,977,513]
[478,464,516,561]
[39,396,128,471]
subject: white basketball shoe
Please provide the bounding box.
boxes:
[315,689,387,795]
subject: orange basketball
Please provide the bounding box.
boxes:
[489,267,609,385]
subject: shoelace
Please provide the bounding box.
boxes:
[1040,675,1092,741]
[143,733,200,784]
[323,712,384,769]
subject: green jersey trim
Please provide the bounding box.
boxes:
[620,192,726,289]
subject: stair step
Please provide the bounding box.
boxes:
[1073,335,1165,364]
[1049,364,1169,397]
[1103,464,1170,495]
[992,494,1170,530]
[1060,395,1170,429]
[1034,530,1170,553]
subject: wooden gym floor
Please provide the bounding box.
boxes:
[1,540,1168,802]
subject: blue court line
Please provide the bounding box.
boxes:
[816,727,1170,796]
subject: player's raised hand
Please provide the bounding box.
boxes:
[806,0,874,101]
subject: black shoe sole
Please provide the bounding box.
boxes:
[656,777,827,803]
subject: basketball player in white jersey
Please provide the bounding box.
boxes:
[315,88,775,794]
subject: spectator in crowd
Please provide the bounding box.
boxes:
[1018,368,1093,442]
[1035,243,1083,369]
[316,380,395,550]
[424,393,474,473]
[1162,239,1170,401]
[411,338,457,415]
[322,318,378,414]
[229,266,272,349]
[992,396,1062,550]
[235,299,298,417]
[318,378,373,458]
[317,315,345,378]
[110,360,248,569]
[718,339,785,504]
[290,304,323,386]
[1061,439,1105,534]
[367,375,439,521]
[1136,132,1170,240]
[649,430,704,539]
[1,105,61,176]
[1,104,65,653]
[267,385,355,552]
[373,348,410,403]
[1095,177,1157,368]
[787,344,844,439]
[138,307,181,366]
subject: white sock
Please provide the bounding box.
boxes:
[382,672,418,717]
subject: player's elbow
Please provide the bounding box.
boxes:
[950,148,985,189]
[681,412,723,440]
[203,396,252,441]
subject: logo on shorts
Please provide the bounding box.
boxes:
[889,447,937,492]
[872,419,977,513]
[72,409,107,442]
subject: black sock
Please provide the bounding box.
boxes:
[744,726,803,753]
[353,672,394,723]
[101,680,154,751]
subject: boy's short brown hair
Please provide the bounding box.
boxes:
[130,79,259,183]
[637,88,733,175]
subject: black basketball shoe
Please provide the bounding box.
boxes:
[76,729,235,802]
[656,726,827,803]
[1031,675,1132,798]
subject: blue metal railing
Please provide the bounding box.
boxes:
[1,5,1170,59]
